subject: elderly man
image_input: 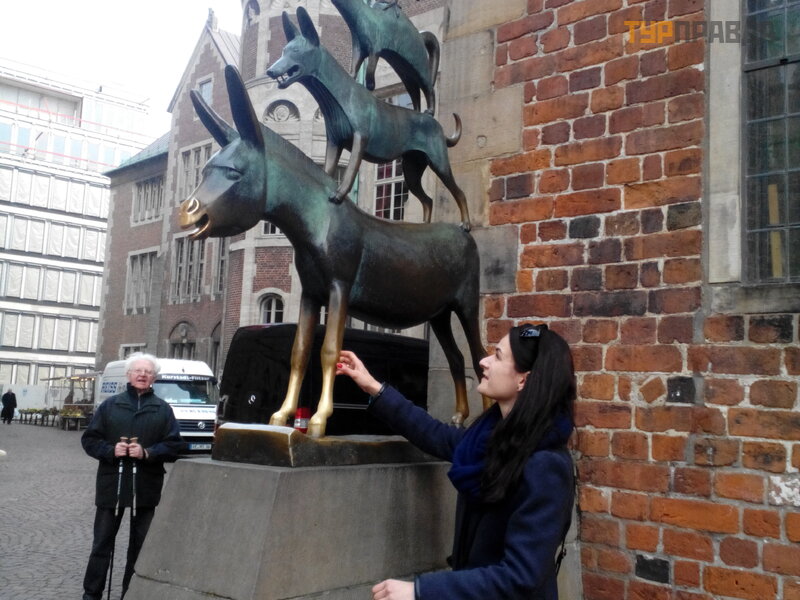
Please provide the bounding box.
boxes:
[81,353,185,600]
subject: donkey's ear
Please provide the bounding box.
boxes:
[296,6,320,47]
[282,11,298,42]
[224,66,264,149]
[190,90,237,147]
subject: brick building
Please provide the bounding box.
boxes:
[99,1,799,598]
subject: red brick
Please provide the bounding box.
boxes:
[557,0,623,25]
[639,377,666,403]
[704,378,744,406]
[606,157,640,184]
[743,441,787,473]
[582,572,625,600]
[749,315,794,344]
[574,15,607,44]
[694,437,740,466]
[496,44,509,67]
[588,238,622,264]
[581,373,616,400]
[555,188,621,217]
[663,257,701,283]
[572,163,605,190]
[556,36,625,72]
[540,26,571,53]
[605,55,639,86]
[538,220,567,241]
[536,75,569,100]
[642,154,662,180]
[592,89,627,120]
[704,567,777,600]
[625,229,702,259]
[580,485,610,513]
[573,114,606,138]
[621,318,657,344]
[579,458,670,493]
[674,560,700,588]
[669,93,705,122]
[492,150,552,176]
[626,121,703,155]
[609,106,643,133]
[793,444,800,469]
[596,547,631,573]
[507,293,571,318]
[555,136,622,166]
[637,405,693,432]
[663,529,714,560]
[606,263,638,290]
[668,40,705,70]
[574,290,648,317]
[486,319,513,343]
[580,514,620,546]
[508,35,538,60]
[652,497,739,533]
[764,543,800,576]
[582,320,618,344]
[743,509,781,539]
[626,67,704,104]
[640,261,661,287]
[573,345,603,371]
[652,434,686,461]
[610,491,649,520]
[605,212,639,236]
[498,12,555,42]
[689,347,782,376]
[606,345,682,373]
[576,429,610,457]
[549,319,582,344]
[703,316,744,342]
[541,121,570,145]
[786,512,800,542]
[750,379,797,409]
[535,268,568,291]
[611,432,649,461]
[517,269,534,293]
[520,223,537,243]
[524,93,588,125]
[521,243,584,268]
[629,581,671,600]
[720,537,759,568]
[786,347,800,375]
[609,5,643,34]
[626,523,659,551]
[641,49,667,76]
[648,286,701,314]
[523,127,540,150]
[483,296,505,319]
[575,401,631,428]
[489,197,553,225]
[786,580,800,600]
[673,466,711,497]
[715,472,765,504]
[729,408,800,441]
[691,406,726,435]
[657,315,693,343]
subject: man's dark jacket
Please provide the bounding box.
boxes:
[369,386,574,600]
[82,384,184,508]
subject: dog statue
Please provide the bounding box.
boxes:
[267,7,471,231]
[332,0,439,114]
[179,65,486,437]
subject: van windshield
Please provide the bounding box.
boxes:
[153,379,217,406]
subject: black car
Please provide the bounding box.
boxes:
[218,324,429,435]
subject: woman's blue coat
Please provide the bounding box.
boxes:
[369,386,574,600]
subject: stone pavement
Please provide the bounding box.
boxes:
[0,422,173,600]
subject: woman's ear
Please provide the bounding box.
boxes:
[517,371,529,392]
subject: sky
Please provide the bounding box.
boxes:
[0,1,244,139]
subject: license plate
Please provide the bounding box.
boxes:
[188,443,212,451]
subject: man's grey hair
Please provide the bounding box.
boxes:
[125,353,161,375]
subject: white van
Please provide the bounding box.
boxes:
[97,358,218,452]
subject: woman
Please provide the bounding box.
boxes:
[336,324,576,600]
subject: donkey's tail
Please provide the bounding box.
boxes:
[421,31,440,88]
[446,113,462,147]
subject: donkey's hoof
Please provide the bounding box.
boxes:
[307,420,327,438]
[269,413,288,427]
[328,192,344,204]
[460,220,472,233]
[450,413,465,427]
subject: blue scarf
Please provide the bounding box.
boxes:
[448,408,573,503]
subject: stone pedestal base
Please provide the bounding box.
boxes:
[125,444,455,599]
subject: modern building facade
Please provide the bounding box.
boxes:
[0,58,150,399]
[99,1,800,599]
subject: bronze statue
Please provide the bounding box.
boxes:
[332,0,439,114]
[179,66,485,437]
[266,7,472,231]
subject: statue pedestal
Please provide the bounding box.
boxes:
[126,426,456,600]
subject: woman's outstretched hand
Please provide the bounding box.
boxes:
[336,350,382,396]
[372,579,414,600]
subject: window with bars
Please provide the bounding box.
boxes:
[125,251,156,313]
[132,176,164,223]
[173,238,205,301]
[215,238,228,294]
[374,160,408,221]
[170,342,196,360]
[181,144,212,198]
[743,0,800,282]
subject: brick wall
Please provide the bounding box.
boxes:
[252,247,293,293]
[485,1,800,599]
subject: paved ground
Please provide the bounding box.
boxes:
[0,422,175,600]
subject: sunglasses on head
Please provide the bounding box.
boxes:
[519,324,548,338]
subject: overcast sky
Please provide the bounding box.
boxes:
[0,1,243,139]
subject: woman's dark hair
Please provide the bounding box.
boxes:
[480,325,576,503]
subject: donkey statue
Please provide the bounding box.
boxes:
[332,0,440,114]
[179,65,486,437]
[267,7,471,231]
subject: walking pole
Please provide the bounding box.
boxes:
[108,436,129,600]
[130,437,138,518]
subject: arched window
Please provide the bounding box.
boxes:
[261,294,284,324]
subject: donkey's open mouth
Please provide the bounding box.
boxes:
[274,65,300,88]
[179,196,211,240]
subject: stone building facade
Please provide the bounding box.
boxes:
[99,1,800,598]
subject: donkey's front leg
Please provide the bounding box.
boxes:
[308,281,349,437]
[270,296,318,427]
[330,133,366,204]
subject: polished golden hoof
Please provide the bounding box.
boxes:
[450,412,465,427]
[307,419,327,438]
[270,412,289,427]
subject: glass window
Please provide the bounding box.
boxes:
[261,295,285,324]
